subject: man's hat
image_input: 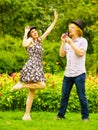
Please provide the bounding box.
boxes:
[71,19,85,30]
[27,26,36,38]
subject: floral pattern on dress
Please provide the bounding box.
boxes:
[20,40,45,83]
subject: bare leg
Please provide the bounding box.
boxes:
[22,89,36,120]
[23,82,46,89]
[11,81,46,91]
[25,89,36,114]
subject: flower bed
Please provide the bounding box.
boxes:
[0,73,98,112]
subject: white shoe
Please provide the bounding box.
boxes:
[22,114,32,121]
[10,82,23,92]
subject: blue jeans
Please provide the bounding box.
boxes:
[58,73,89,119]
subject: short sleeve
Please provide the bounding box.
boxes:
[79,38,88,51]
[26,37,32,45]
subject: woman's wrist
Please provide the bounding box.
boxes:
[23,36,27,39]
[23,34,27,39]
[24,32,28,37]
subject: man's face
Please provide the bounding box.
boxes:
[68,24,77,37]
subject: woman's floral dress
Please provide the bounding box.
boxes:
[20,40,45,83]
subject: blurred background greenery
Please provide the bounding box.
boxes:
[0,0,98,75]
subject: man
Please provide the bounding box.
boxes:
[57,19,89,121]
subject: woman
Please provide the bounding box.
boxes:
[11,10,58,120]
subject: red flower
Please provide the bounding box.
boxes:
[0,93,2,96]
[0,82,2,87]
[10,73,16,80]
[51,81,55,89]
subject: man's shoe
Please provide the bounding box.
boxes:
[55,116,65,120]
[82,118,89,122]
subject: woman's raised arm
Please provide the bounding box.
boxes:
[40,10,58,42]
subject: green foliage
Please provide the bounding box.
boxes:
[43,41,66,74]
[0,73,98,113]
[0,35,66,74]
[88,21,98,74]
[0,50,17,74]
[0,0,98,42]
[0,35,28,74]
[86,54,98,75]
[0,35,97,75]
[0,0,98,74]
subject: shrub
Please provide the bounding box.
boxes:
[0,72,98,113]
[0,36,65,74]
[0,35,98,75]
[43,41,66,74]
[0,35,28,74]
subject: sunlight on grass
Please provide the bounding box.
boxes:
[0,111,98,130]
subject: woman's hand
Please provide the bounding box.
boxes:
[24,26,30,35]
[40,10,58,41]
[54,10,58,20]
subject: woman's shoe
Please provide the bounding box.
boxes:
[22,114,32,121]
[10,82,23,92]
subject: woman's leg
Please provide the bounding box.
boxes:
[23,82,46,89]
[22,89,36,120]
[11,81,46,91]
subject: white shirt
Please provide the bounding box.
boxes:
[64,37,88,77]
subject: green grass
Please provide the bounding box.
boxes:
[0,111,98,130]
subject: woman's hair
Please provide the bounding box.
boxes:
[27,27,42,43]
[27,26,36,38]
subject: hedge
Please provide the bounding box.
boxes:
[0,72,98,113]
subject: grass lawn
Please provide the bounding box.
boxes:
[0,111,98,130]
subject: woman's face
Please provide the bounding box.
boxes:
[30,29,38,39]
